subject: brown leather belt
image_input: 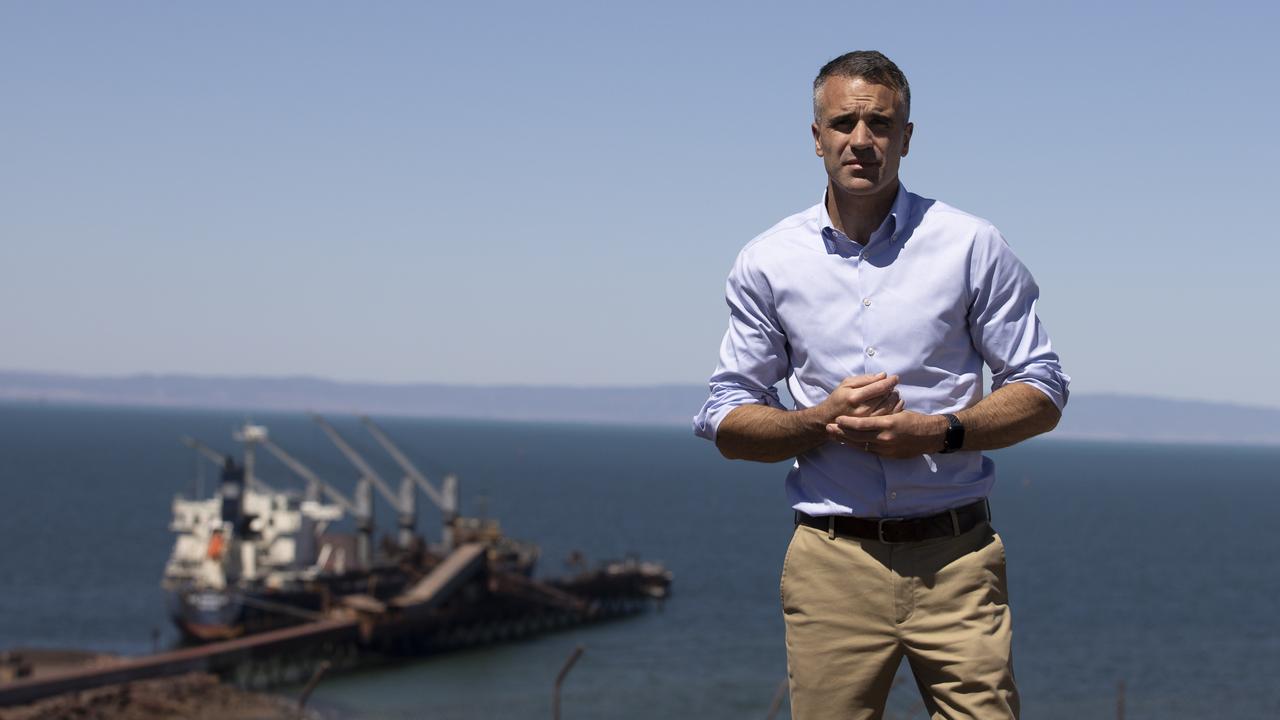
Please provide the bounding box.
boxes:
[794,498,990,544]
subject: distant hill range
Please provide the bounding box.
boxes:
[2,370,1278,446]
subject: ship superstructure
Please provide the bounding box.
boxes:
[162,417,475,640]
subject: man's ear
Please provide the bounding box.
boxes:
[901,122,913,157]
[812,122,823,157]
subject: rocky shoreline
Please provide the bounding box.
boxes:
[0,673,312,720]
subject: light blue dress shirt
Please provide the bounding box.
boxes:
[693,185,1069,518]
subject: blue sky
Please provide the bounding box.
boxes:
[2,2,1277,407]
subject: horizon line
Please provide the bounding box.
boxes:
[3,367,1280,413]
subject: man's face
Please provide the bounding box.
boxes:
[812,77,913,199]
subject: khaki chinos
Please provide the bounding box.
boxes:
[780,518,1019,719]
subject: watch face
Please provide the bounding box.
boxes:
[943,414,964,452]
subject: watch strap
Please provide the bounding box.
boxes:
[939,413,965,454]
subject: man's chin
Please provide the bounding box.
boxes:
[833,177,890,197]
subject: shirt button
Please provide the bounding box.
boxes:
[862,298,872,307]
[866,347,876,356]
[890,492,898,499]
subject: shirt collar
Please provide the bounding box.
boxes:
[819,183,912,255]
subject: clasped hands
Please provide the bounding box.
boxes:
[814,373,948,459]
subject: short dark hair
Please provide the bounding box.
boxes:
[813,50,911,120]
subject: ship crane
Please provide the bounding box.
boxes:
[360,415,460,551]
[311,413,418,554]
[312,414,460,552]
[258,439,359,516]
[256,436,375,567]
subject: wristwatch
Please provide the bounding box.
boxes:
[939,413,965,454]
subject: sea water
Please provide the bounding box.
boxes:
[0,403,1277,719]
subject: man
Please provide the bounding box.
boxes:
[692,51,1068,719]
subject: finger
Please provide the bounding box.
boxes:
[853,391,897,417]
[870,391,900,416]
[826,423,882,453]
[843,376,900,405]
[833,415,889,433]
[827,422,881,443]
[893,397,905,413]
[837,372,887,390]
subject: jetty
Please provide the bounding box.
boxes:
[0,541,672,708]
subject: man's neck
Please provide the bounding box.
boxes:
[826,181,899,246]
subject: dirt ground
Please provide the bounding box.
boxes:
[0,673,315,720]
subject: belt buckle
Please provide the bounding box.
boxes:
[876,517,904,544]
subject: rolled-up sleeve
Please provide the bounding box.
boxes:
[967,226,1070,410]
[692,250,790,441]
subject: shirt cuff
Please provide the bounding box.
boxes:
[692,384,786,441]
[997,369,1070,412]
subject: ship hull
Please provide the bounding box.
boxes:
[168,568,414,642]
[168,588,322,641]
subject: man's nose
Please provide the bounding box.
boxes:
[849,121,874,149]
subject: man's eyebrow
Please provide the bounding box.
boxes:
[827,110,894,125]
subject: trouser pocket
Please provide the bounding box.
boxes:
[779,525,800,608]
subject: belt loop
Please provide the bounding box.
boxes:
[794,510,800,527]
[949,508,961,536]
[828,516,836,540]
[984,497,992,523]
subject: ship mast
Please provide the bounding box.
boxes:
[181,435,277,494]
[232,423,268,490]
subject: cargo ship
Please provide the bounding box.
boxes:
[162,417,540,641]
